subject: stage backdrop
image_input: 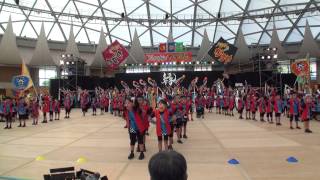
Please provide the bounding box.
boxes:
[49,71,296,98]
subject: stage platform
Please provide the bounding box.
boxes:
[0,110,320,180]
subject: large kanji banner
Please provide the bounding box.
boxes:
[208,37,238,64]
[102,40,129,69]
[144,52,193,63]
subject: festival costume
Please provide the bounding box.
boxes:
[4,99,13,129]
[155,109,172,141]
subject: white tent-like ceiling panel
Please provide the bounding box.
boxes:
[0,0,318,48]
[90,28,108,68]
[0,17,22,65]
[29,23,57,67]
[297,21,320,58]
[65,25,80,58]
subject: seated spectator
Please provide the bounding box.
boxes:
[148,151,187,180]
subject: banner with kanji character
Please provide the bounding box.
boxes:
[102,40,129,70]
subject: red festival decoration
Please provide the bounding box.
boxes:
[144,52,192,63]
[208,37,238,65]
[102,40,129,70]
[159,43,167,53]
[291,59,310,77]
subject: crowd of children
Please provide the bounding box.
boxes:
[1,79,319,161]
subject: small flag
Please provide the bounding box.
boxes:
[167,42,176,52]
[159,43,167,52]
[20,60,33,90]
[175,42,184,52]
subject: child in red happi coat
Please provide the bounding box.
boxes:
[237,95,244,119]
[300,95,313,133]
[30,98,39,125]
[153,99,173,152]
[229,95,235,116]
[288,93,301,129]
[258,96,266,122]
[266,97,274,123]
[250,95,257,121]
[125,98,146,160]
[42,95,50,123]
[245,96,251,119]
[53,99,60,120]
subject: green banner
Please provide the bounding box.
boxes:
[175,42,184,52]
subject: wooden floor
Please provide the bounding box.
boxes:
[0,109,320,180]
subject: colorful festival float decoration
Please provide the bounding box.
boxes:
[145,42,192,64]
[208,37,238,65]
[102,40,129,70]
[291,58,311,93]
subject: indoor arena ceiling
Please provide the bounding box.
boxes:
[0,0,320,47]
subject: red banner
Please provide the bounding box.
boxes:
[159,43,167,53]
[102,40,129,70]
[291,59,310,77]
[144,52,192,63]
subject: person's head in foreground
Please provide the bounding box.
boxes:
[148,151,187,180]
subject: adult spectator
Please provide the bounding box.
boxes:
[148,151,187,180]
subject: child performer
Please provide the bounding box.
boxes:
[42,95,49,123]
[195,95,206,119]
[168,97,177,150]
[258,96,266,122]
[154,99,172,152]
[229,95,235,116]
[216,95,220,114]
[237,95,244,119]
[174,96,183,144]
[118,96,124,117]
[187,96,193,121]
[136,96,151,152]
[49,97,54,121]
[53,99,60,120]
[274,95,283,126]
[250,95,257,121]
[103,93,109,113]
[30,98,39,125]
[0,99,4,122]
[182,96,190,139]
[17,97,28,127]
[4,97,13,129]
[207,90,214,113]
[112,97,118,116]
[300,95,313,133]
[288,93,301,129]
[80,90,89,116]
[92,97,98,116]
[12,99,17,121]
[266,96,273,123]
[223,95,229,116]
[245,96,251,119]
[124,98,146,160]
[64,92,72,119]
